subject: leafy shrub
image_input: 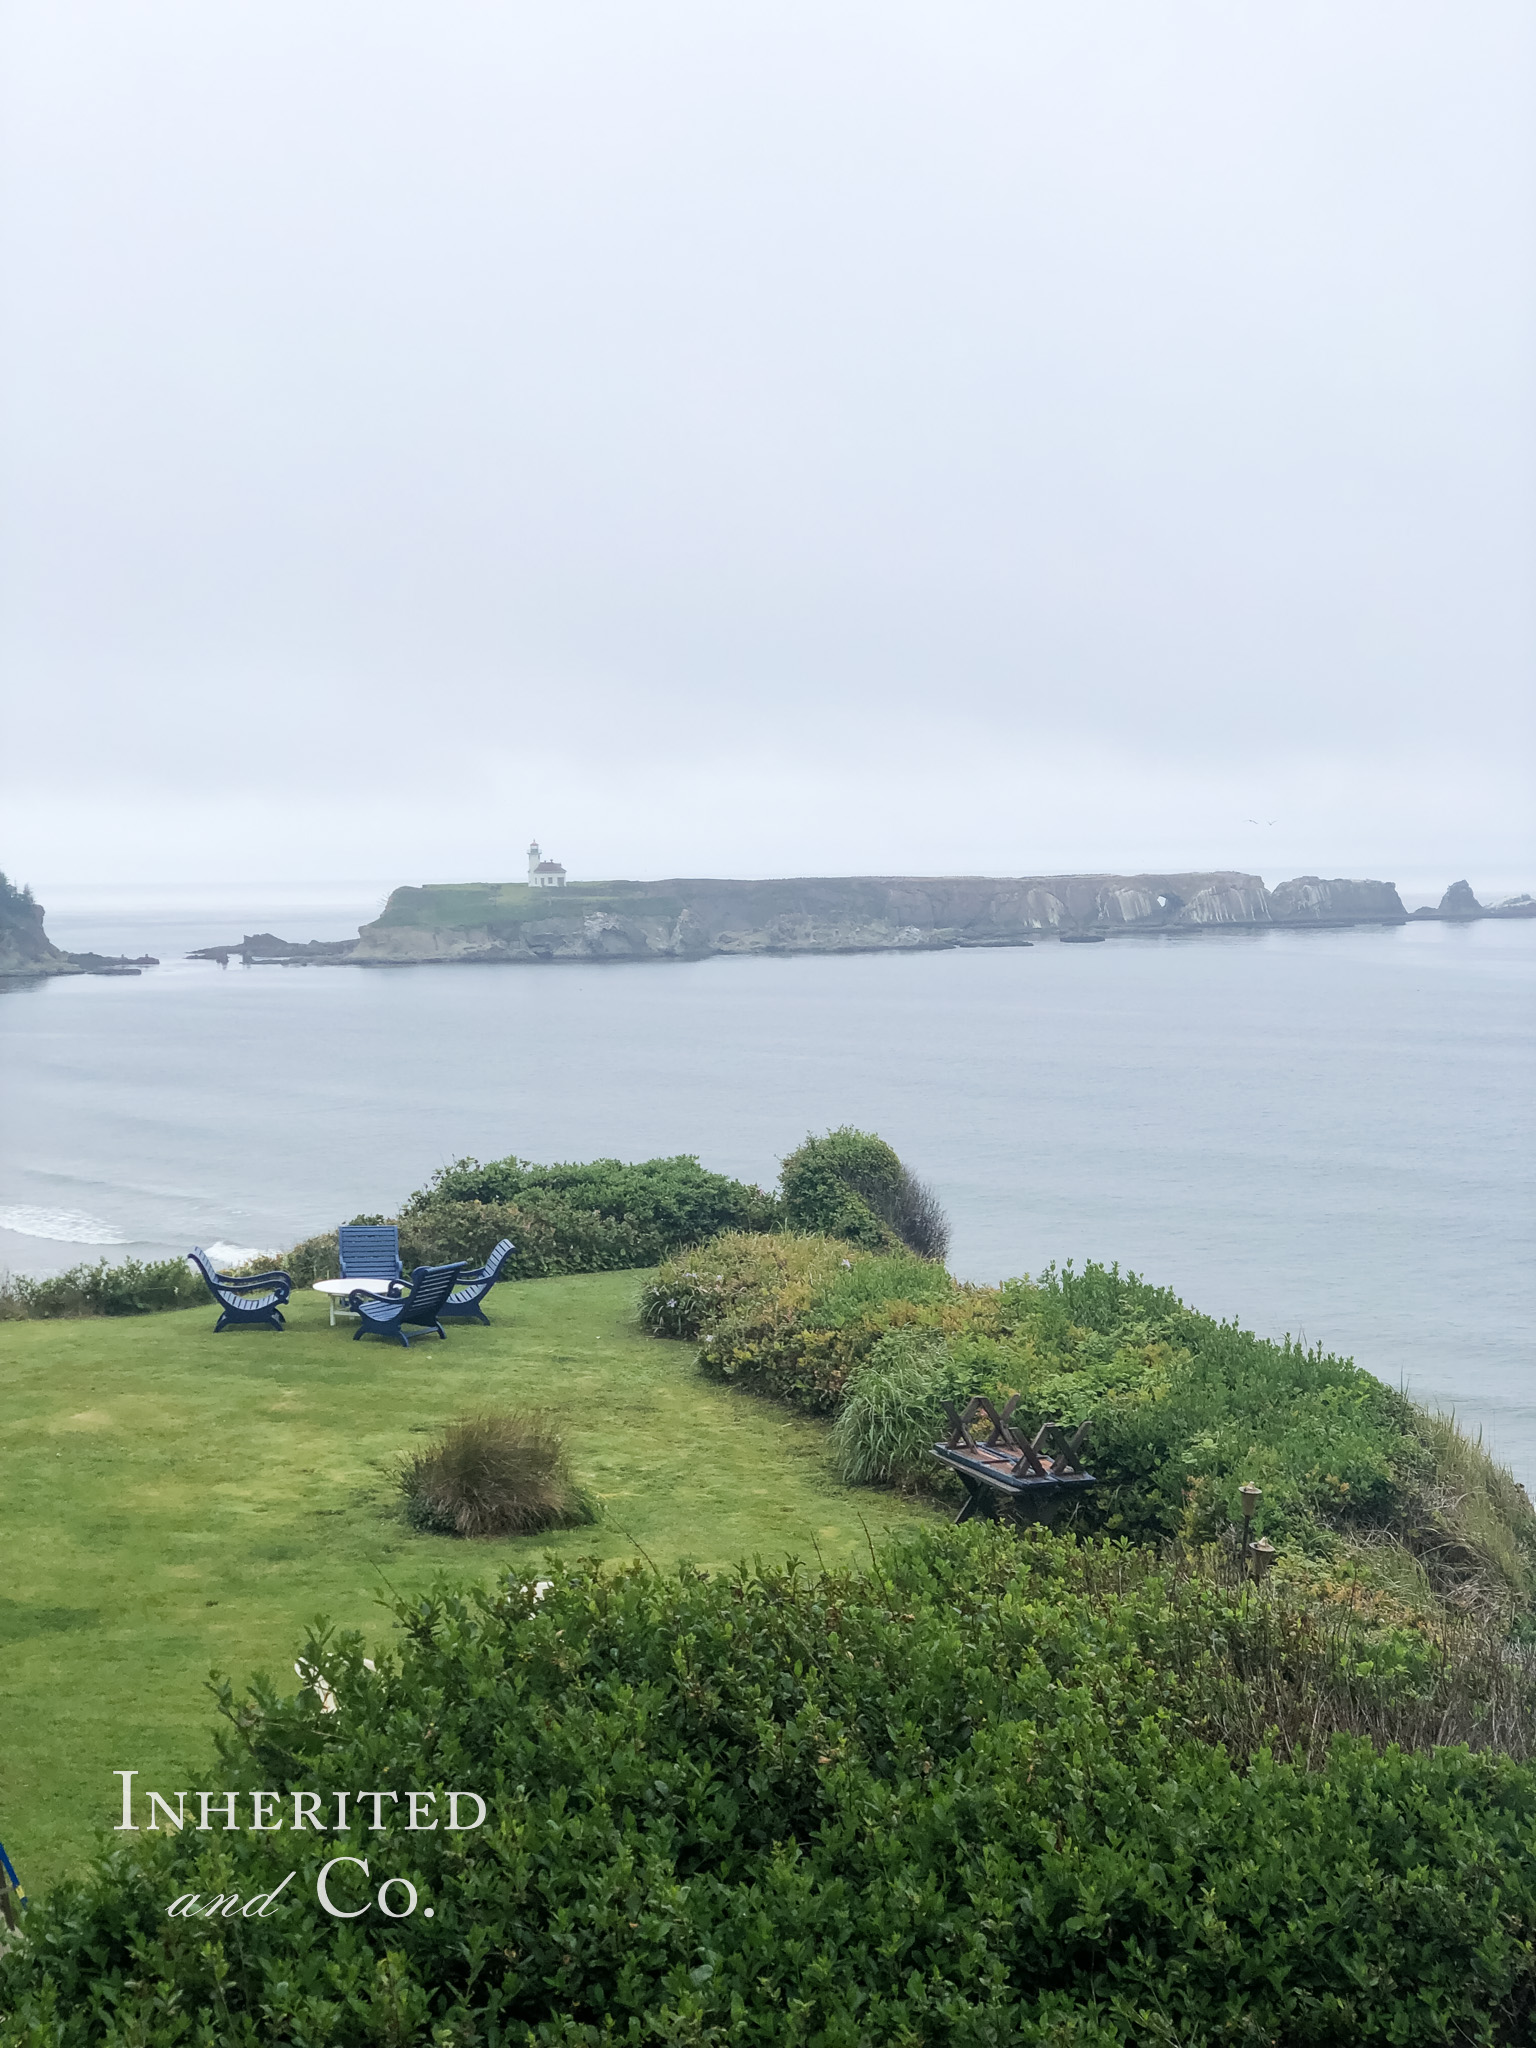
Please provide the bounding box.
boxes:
[6,1526,1536,2045]
[401,1196,654,1277]
[637,1228,858,1340]
[403,1153,779,1247]
[275,1231,342,1286]
[0,1254,207,1320]
[780,1124,951,1259]
[0,1133,949,1318]
[682,1241,991,1412]
[398,1411,597,1538]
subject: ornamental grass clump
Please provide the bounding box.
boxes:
[398,1410,597,1538]
[830,1328,964,1489]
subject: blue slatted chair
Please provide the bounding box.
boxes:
[337,1224,403,1283]
[188,1248,292,1332]
[350,1262,466,1347]
[440,1238,517,1324]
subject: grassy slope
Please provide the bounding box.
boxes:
[0,1273,933,1894]
[371,884,685,928]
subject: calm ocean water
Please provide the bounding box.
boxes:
[3,895,1533,1482]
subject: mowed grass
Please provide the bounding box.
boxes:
[0,1273,937,1894]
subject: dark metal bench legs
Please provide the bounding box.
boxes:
[954,1475,999,1524]
[951,1472,1072,1529]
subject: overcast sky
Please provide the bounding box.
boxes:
[3,1,1532,903]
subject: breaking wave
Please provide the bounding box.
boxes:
[202,1240,280,1267]
[0,1205,131,1245]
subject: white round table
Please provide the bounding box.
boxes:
[312,1275,401,1326]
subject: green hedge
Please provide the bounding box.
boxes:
[4,1527,1535,2044]
[0,1254,206,1321]
[403,1153,780,1251]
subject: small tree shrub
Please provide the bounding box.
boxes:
[398,1411,597,1538]
[879,1163,951,1260]
[779,1125,951,1259]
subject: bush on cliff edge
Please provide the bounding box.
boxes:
[4,1525,1535,2045]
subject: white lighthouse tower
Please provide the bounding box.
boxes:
[526,840,567,889]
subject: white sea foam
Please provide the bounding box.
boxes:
[203,1240,280,1266]
[0,1205,130,1245]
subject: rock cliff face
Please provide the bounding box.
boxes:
[1266,876,1409,923]
[0,874,80,977]
[346,870,1408,965]
[1409,882,1536,922]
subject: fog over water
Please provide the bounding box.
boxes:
[3,914,1532,1484]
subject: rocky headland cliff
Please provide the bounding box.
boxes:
[0,873,158,978]
[332,870,1411,967]
[0,873,80,977]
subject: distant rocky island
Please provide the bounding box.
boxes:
[6,864,1530,981]
[1409,879,1535,923]
[184,867,1529,969]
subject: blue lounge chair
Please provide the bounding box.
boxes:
[337,1224,403,1283]
[189,1248,292,1332]
[440,1238,517,1324]
[350,1262,466,1347]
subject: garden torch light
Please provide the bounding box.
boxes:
[1238,1484,1269,1584]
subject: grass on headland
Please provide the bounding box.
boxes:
[0,1272,935,1896]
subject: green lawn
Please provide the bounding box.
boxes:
[0,1274,936,1895]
